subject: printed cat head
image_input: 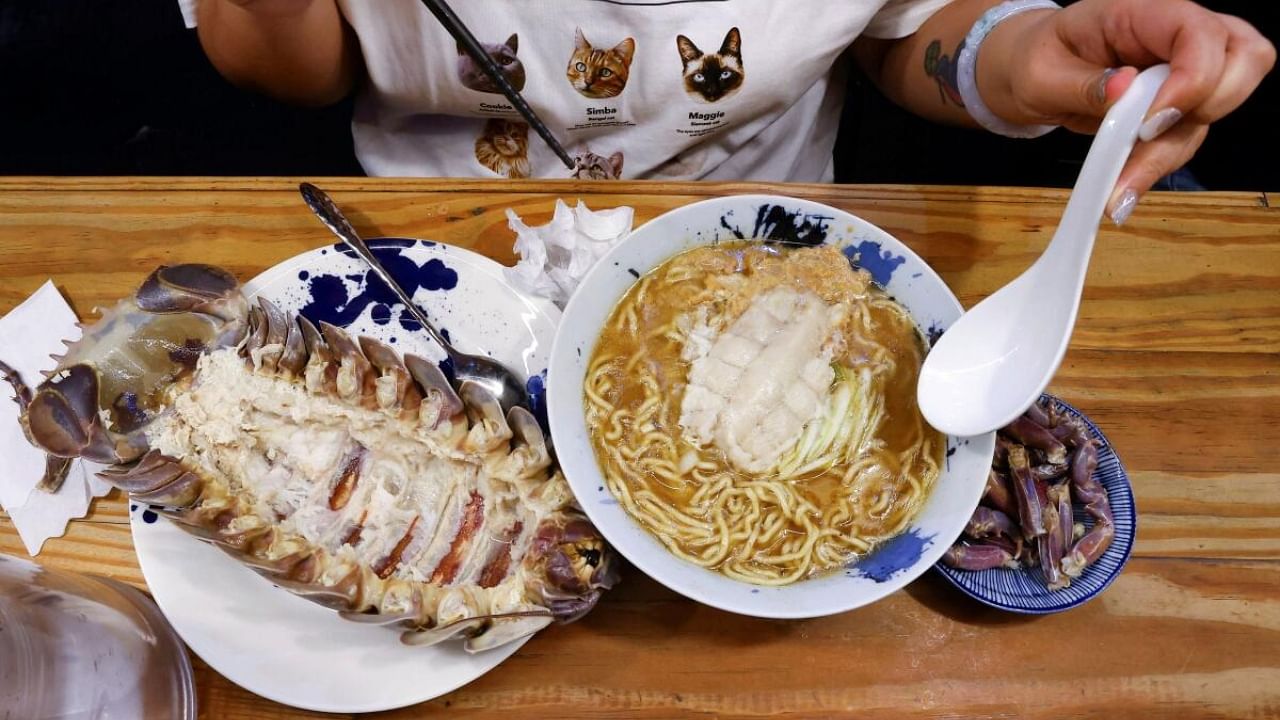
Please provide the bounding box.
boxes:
[567,28,635,99]
[676,28,743,104]
[458,33,526,94]
[475,119,530,179]
[572,150,625,180]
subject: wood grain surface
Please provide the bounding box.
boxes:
[0,178,1276,719]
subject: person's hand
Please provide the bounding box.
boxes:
[988,0,1274,223]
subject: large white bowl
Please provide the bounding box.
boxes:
[547,195,995,619]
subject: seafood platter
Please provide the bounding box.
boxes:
[1,192,1133,710]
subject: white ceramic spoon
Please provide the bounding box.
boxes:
[917,64,1171,437]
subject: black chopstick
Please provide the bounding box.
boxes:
[419,0,576,170]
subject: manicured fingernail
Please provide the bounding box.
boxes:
[1139,108,1182,142]
[1110,189,1138,226]
[1095,68,1117,105]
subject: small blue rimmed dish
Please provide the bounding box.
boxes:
[933,394,1136,614]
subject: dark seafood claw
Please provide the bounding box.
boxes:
[1033,463,1070,482]
[1038,488,1068,590]
[993,435,1015,470]
[525,513,620,623]
[1062,439,1114,577]
[1005,416,1068,465]
[965,506,1017,541]
[980,532,1024,560]
[1070,440,1105,506]
[1050,482,1073,551]
[1050,420,1090,449]
[1025,400,1054,429]
[983,469,1017,517]
[0,359,33,408]
[942,543,1019,571]
[23,364,129,466]
[1007,445,1047,540]
[1063,522,1115,578]
[0,360,72,492]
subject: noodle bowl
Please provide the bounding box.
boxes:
[584,242,944,586]
[548,194,996,618]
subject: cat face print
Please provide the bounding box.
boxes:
[475,119,530,179]
[567,28,635,99]
[676,27,744,104]
[457,34,526,94]
[572,150,625,180]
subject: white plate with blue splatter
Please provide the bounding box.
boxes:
[548,195,996,619]
[129,239,560,713]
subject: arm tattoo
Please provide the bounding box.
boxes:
[924,39,965,107]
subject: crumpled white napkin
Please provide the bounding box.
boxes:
[0,282,112,555]
[504,200,634,309]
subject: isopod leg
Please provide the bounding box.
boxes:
[1007,445,1047,540]
[1005,416,1068,465]
[942,543,1019,570]
[0,359,33,408]
[983,469,1017,518]
[1062,439,1115,578]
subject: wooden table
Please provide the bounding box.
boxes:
[1,178,1277,719]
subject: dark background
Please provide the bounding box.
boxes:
[0,0,1273,187]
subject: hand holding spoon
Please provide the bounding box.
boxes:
[299,182,530,412]
[917,64,1171,437]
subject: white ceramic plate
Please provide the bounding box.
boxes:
[130,239,560,713]
[548,195,996,619]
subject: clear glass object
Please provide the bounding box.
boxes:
[0,554,196,719]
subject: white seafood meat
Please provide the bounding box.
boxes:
[679,287,846,473]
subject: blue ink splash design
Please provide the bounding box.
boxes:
[438,356,456,385]
[850,530,934,582]
[751,204,831,246]
[718,211,745,240]
[419,259,459,291]
[299,241,458,332]
[298,270,309,281]
[842,241,907,286]
[526,369,549,434]
[130,504,137,512]
[926,323,945,347]
[141,509,158,524]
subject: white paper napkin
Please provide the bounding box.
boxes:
[504,200,634,309]
[0,282,113,555]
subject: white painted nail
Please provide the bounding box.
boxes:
[1138,108,1182,142]
[1110,189,1138,226]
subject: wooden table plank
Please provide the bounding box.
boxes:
[0,179,1276,719]
[0,182,1274,353]
[167,560,1280,720]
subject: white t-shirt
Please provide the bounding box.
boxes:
[181,0,952,182]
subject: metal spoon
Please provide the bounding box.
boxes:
[916,64,1170,437]
[298,182,529,412]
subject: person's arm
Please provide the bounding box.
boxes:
[854,0,1274,219]
[196,0,357,106]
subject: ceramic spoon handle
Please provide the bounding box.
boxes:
[1042,64,1171,270]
